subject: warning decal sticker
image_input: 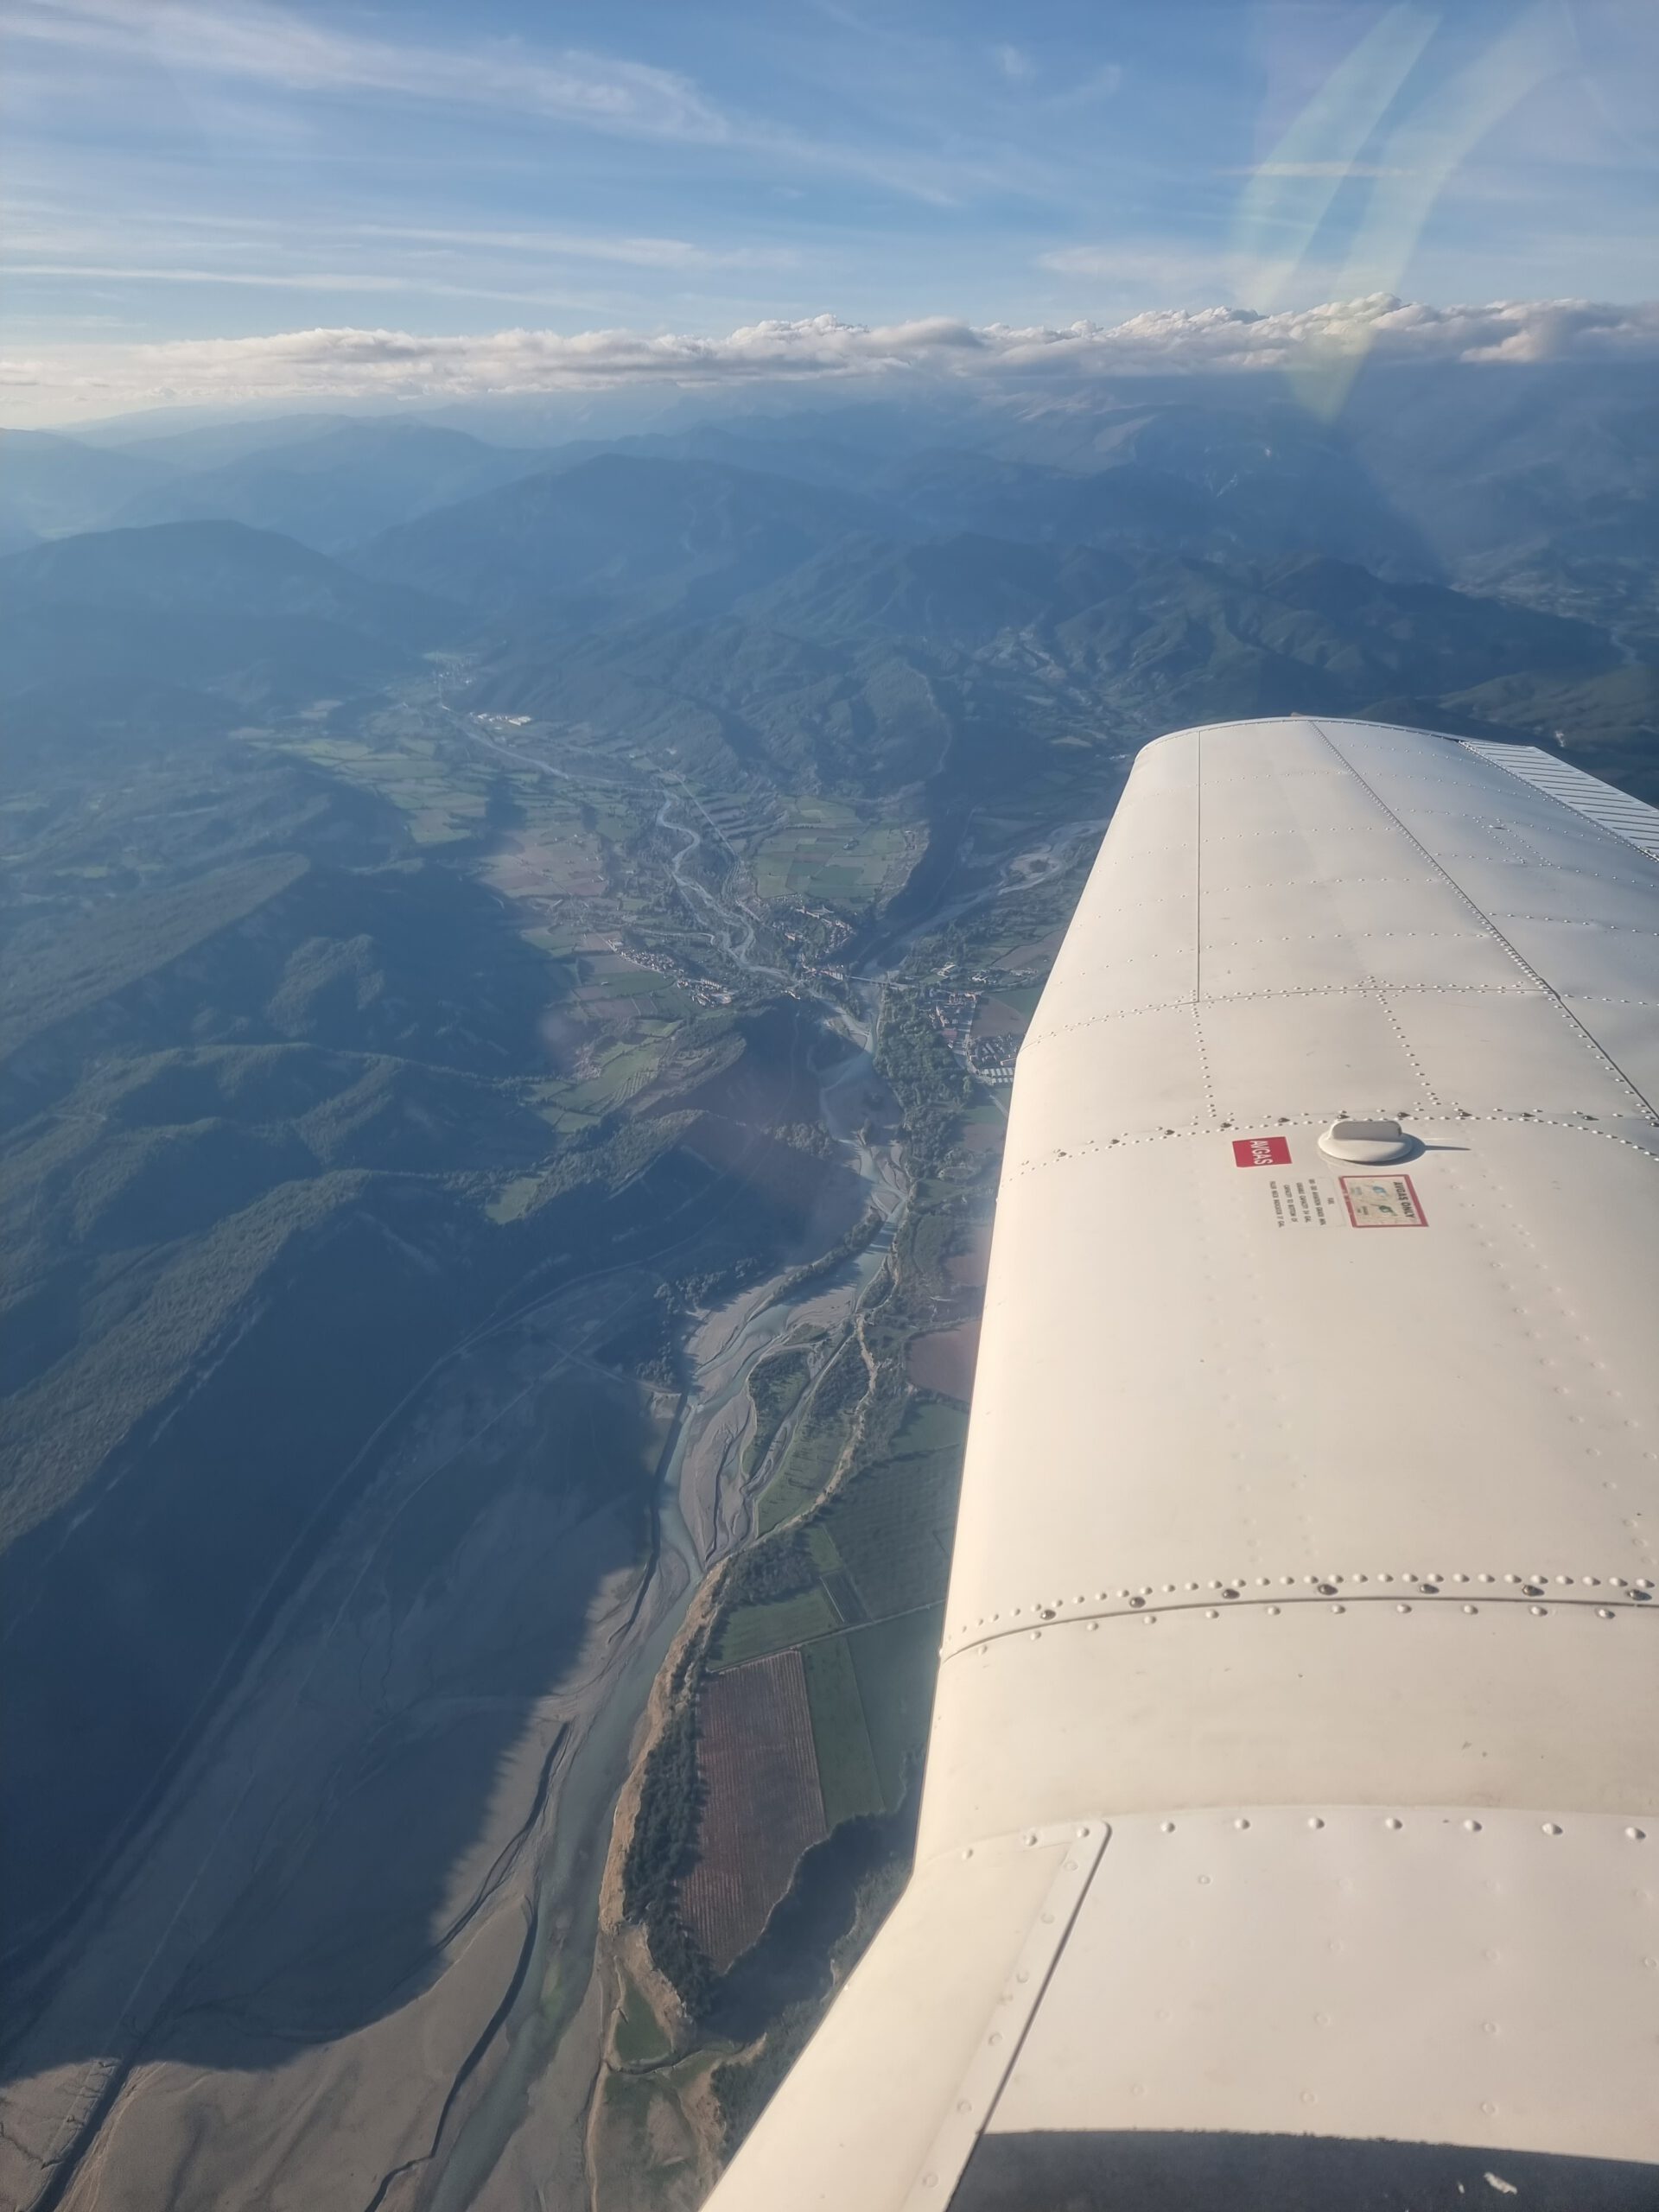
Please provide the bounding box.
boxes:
[1340,1173,1428,1229]
[1233,1135,1291,1167]
[1268,1178,1332,1229]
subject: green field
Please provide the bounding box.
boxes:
[709,1586,841,1669]
[844,1605,946,1809]
[801,1635,883,1827]
[750,804,914,906]
[814,1399,967,1619]
[613,1969,672,2066]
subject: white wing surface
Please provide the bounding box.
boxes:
[705,716,1659,2212]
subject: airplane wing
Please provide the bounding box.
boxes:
[704,715,1659,2211]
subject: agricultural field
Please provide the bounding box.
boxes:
[750,801,918,908]
[273,732,494,846]
[799,1637,883,1828]
[679,1649,827,1972]
[709,1586,842,1669]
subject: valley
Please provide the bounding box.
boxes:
[2,364,1657,2210]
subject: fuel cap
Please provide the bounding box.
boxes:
[1319,1117,1417,1165]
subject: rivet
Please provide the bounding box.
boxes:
[1198,1873,1211,1885]
[1077,1826,1091,1838]
[1267,1605,1281,1616]
[1318,1583,1338,1597]
[1331,1603,1344,1614]
[1453,1573,1468,1584]
[963,1847,975,1859]
[1223,1588,1240,1600]
[1482,2101,1497,2116]
[1024,1832,1039,1847]
[1160,1820,1176,1833]
[1040,1911,1055,1925]
[988,2031,1003,2046]
[1530,1605,1547,1616]
[923,2176,938,2190]
[1479,1573,1494,1584]
[1463,1604,1478,1615]
[1129,1595,1146,1609]
[1300,2090,1316,2104]
[1626,1827,1647,1841]
[1039,1607,1055,1620]
[1599,1607,1615,1619]
[1145,1613,1158,1624]
[1205,1607,1218,1618]
[1087,1621,1099,1631]
[1015,1969,1030,1984]
[1541,1822,1563,1836]
[1464,1819,1482,1832]
[1383,1817,1403,1831]
[1307,1816,1325,1829]
[1234,1816,1250,1830]
[956,2100,971,2113]
[1030,1630,1042,1640]
[1483,2020,1499,2036]
[1397,1603,1412,1614]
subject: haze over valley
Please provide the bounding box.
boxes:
[5,0,1659,2202]
[2,356,1656,2210]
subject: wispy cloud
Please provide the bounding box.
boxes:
[12,296,1656,415]
[5,0,729,141]
[6,264,608,309]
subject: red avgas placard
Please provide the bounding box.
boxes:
[1232,1135,1291,1167]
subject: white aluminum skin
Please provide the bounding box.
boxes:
[704,718,1659,2211]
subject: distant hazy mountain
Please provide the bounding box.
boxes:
[112,422,554,553]
[0,519,461,710]
[0,429,180,543]
[354,451,913,627]
[84,411,365,467]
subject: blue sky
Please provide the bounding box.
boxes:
[3,0,1656,421]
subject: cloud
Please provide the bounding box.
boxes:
[993,44,1034,82]
[5,0,728,142]
[16,297,1658,416]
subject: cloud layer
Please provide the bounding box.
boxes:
[6,296,1657,413]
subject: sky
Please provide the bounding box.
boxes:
[3,0,1656,425]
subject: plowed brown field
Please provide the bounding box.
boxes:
[680,1647,827,1971]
